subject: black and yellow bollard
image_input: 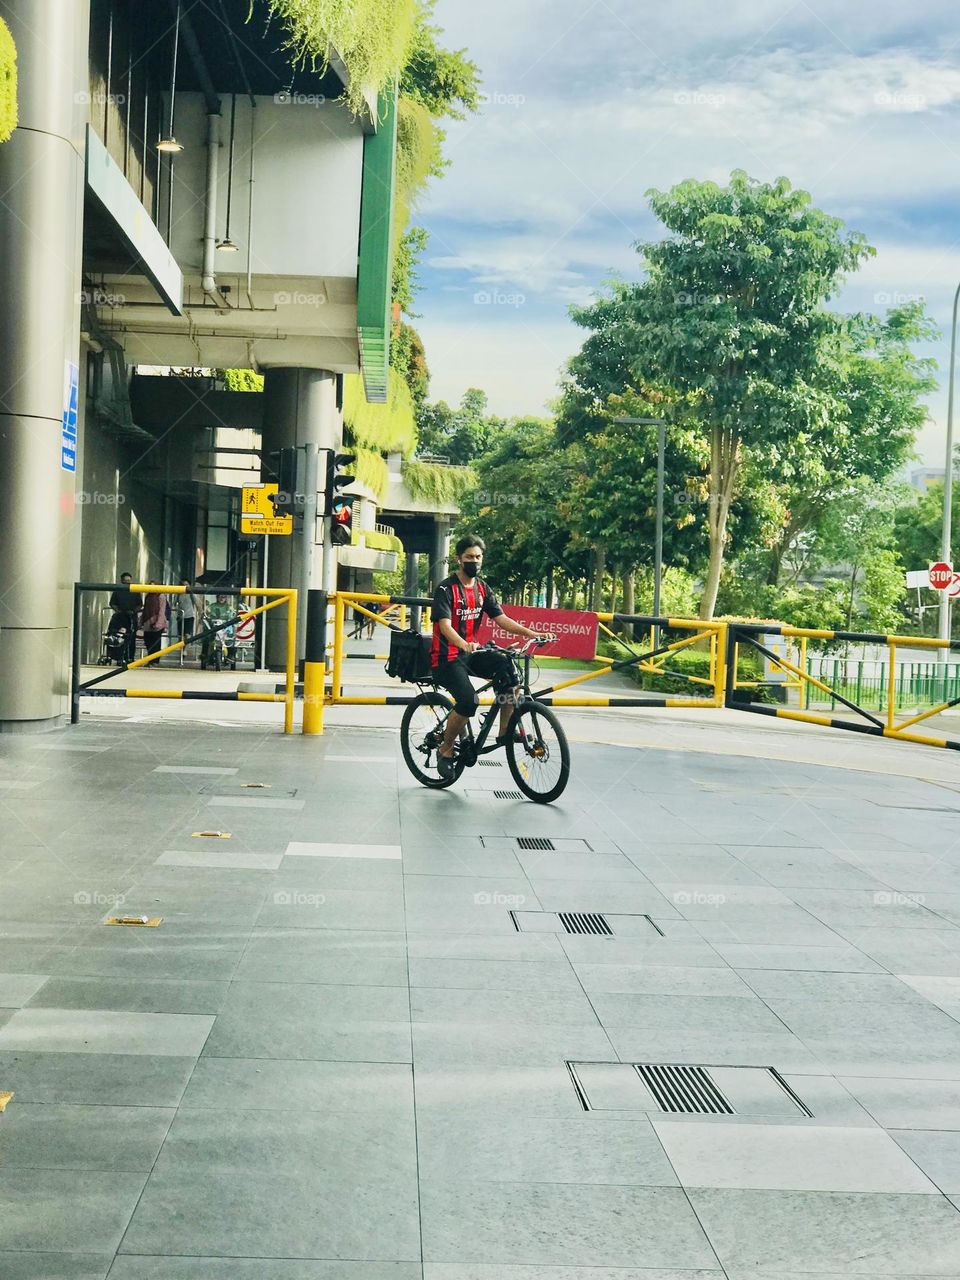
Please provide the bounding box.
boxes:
[303,588,327,735]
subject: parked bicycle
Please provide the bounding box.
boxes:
[399,637,570,803]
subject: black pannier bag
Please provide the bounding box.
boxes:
[386,628,432,682]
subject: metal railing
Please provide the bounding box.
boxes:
[71,583,298,734]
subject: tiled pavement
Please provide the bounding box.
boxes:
[3,721,960,1276]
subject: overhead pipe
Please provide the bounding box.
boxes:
[201,110,231,311]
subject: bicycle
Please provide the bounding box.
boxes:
[399,637,571,804]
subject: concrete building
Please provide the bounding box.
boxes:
[0,0,412,729]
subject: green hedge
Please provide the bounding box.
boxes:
[352,527,402,553]
[0,19,16,145]
[344,370,417,456]
[402,459,475,506]
[601,641,777,702]
[353,447,389,501]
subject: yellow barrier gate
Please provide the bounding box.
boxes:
[71,582,298,734]
[325,591,727,712]
[727,622,960,752]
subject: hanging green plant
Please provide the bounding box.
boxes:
[402,459,476,506]
[344,369,417,456]
[254,0,417,117]
[0,18,17,145]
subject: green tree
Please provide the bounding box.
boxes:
[573,170,873,618]
[416,388,505,464]
[765,303,936,585]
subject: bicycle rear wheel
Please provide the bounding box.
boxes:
[400,690,464,788]
[505,700,570,803]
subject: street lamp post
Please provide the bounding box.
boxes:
[939,281,960,660]
[614,417,667,621]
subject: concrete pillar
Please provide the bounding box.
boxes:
[404,551,420,631]
[0,0,89,730]
[260,368,340,667]
[430,519,451,593]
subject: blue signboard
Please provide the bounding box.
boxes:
[61,361,78,473]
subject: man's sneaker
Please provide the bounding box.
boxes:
[437,751,456,779]
[495,729,524,747]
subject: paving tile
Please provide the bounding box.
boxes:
[154,849,282,870]
[182,1057,413,1116]
[111,1262,420,1279]
[738,970,929,1004]
[0,1253,113,1279]
[234,928,408,986]
[688,1188,960,1273]
[203,981,412,1062]
[256,887,406,931]
[0,973,49,1007]
[0,1050,195,1106]
[573,963,753,998]
[409,957,582,993]
[414,1063,583,1119]
[121,1110,420,1260]
[891,1129,960,1192]
[420,1182,716,1268]
[285,841,402,859]
[423,1269,723,1280]
[708,942,884,972]
[26,977,228,1015]
[0,1102,173,1171]
[418,1113,678,1186]
[0,1167,148,1253]
[152,766,238,775]
[0,1008,215,1056]
[411,987,600,1027]
[205,795,305,810]
[841,1075,960,1129]
[413,1021,615,1070]
[590,992,788,1034]
[652,1121,936,1192]
[603,1029,828,1074]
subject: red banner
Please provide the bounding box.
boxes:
[478,607,598,661]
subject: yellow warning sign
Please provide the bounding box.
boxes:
[241,483,292,536]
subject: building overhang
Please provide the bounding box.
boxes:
[84,126,183,315]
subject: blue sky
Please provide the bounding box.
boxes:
[417,0,960,466]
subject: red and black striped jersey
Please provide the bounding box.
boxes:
[430,574,504,667]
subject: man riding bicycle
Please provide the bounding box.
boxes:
[432,534,554,778]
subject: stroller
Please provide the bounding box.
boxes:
[100,620,135,666]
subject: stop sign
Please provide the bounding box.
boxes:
[930,562,953,590]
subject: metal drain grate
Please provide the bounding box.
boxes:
[558,911,612,936]
[636,1063,733,1115]
[517,836,555,851]
[479,760,502,767]
[493,789,523,800]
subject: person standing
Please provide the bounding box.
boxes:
[140,591,167,657]
[178,579,201,644]
[107,572,141,663]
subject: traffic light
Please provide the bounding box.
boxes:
[268,447,299,517]
[324,450,357,514]
[330,495,354,546]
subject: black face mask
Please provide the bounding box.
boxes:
[462,562,480,579]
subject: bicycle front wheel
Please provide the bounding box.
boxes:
[506,700,570,803]
[400,690,463,789]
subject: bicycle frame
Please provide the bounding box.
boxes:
[417,641,542,767]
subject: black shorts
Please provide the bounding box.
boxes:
[432,650,520,717]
